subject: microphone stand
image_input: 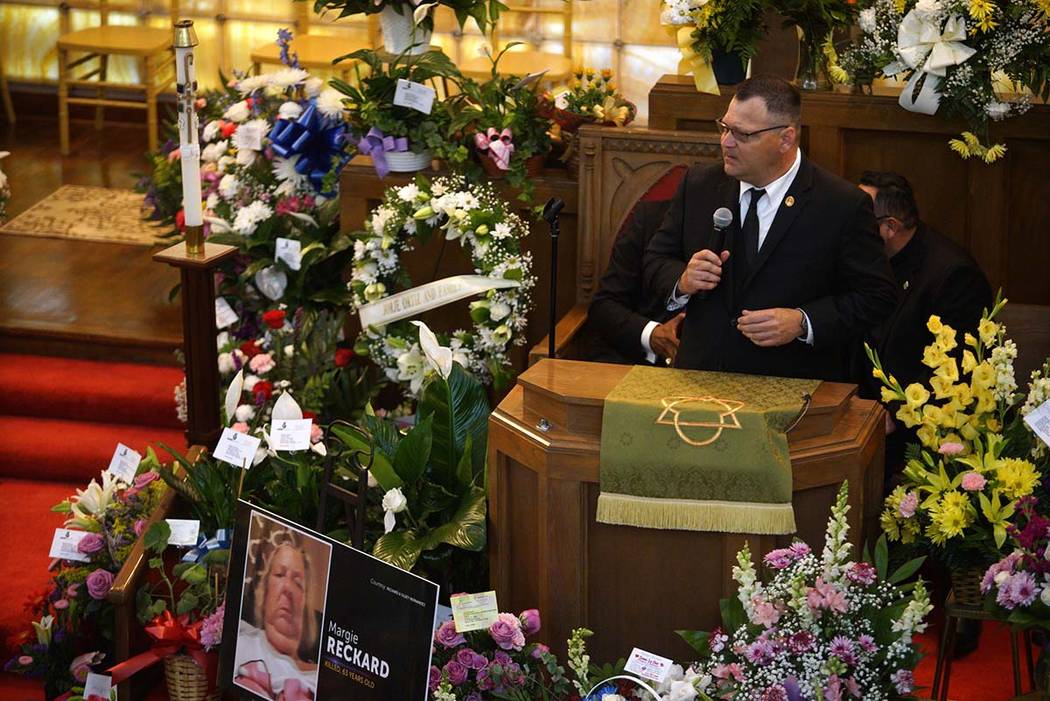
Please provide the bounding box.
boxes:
[542,198,565,360]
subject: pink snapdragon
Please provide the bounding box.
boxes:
[899,491,919,518]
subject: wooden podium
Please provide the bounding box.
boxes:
[488,359,885,662]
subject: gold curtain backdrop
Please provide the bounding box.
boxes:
[0,0,683,122]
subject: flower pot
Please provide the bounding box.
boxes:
[164,654,219,701]
[479,154,509,178]
[524,154,545,177]
[385,149,433,173]
[950,567,986,609]
[712,48,748,86]
[379,5,432,55]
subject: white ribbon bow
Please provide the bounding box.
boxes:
[894,12,976,115]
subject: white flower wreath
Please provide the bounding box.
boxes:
[348,175,535,396]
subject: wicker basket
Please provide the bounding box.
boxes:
[951,567,986,609]
[164,654,220,701]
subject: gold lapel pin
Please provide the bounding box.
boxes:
[785,195,796,208]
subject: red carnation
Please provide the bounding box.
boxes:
[252,380,273,402]
[175,209,186,231]
[302,410,317,420]
[334,348,354,367]
[219,120,238,139]
[240,340,262,358]
[262,309,287,329]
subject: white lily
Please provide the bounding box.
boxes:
[224,369,245,425]
[33,615,54,646]
[68,471,119,525]
[413,1,436,25]
[412,320,453,379]
[382,487,408,533]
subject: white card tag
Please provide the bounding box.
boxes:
[393,79,435,115]
[450,590,499,632]
[215,297,239,329]
[275,237,303,271]
[236,121,265,151]
[213,428,262,468]
[1024,399,1050,448]
[179,143,201,163]
[83,672,112,701]
[269,418,313,451]
[106,443,141,484]
[49,529,92,562]
[624,648,674,683]
[166,519,201,546]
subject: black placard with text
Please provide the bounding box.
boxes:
[219,501,438,700]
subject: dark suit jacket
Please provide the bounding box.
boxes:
[643,157,897,381]
[584,200,676,365]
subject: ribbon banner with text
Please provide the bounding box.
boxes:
[358,274,520,329]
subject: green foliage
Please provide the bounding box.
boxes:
[313,0,506,33]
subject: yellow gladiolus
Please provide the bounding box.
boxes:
[964,332,978,348]
[930,374,956,400]
[872,367,886,381]
[904,383,930,408]
[962,349,977,374]
[917,424,940,450]
[922,403,945,426]
[927,315,944,334]
[953,382,974,407]
[986,417,1002,432]
[975,391,997,414]
[881,386,899,404]
[960,418,980,441]
[935,358,959,383]
[937,326,958,352]
[978,318,999,345]
[896,405,922,428]
[971,362,996,389]
[923,344,947,369]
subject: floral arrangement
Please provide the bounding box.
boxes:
[349,175,535,396]
[136,520,227,631]
[660,0,766,93]
[5,459,167,698]
[982,495,1050,630]
[871,297,1043,569]
[331,49,462,175]
[543,68,637,133]
[311,0,504,34]
[673,482,932,700]
[844,0,1050,162]
[0,150,9,222]
[1021,358,1050,462]
[770,0,857,89]
[429,609,574,699]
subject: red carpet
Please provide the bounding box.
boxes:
[0,352,186,697]
[913,618,1035,701]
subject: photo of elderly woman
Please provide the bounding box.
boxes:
[233,512,332,701]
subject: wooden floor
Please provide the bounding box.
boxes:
[0,112,182,364]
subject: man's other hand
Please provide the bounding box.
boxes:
[650,313,685,362]
[737,308,804,347]
[677,249,730,295]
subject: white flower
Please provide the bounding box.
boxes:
[397,184,420,202]
[206,192,219,210]
[666,681,698,701]
[33,615,54,646]
[218,173,239,200]
[1041,585,1050,608]
[223,100,251,123]
[242,373,260,391]
[218,352,236,374]
[201,139,228,163]
[235,148,257,167]
[237,74,272,95]
[914,0,942,15]
[202,120,221,142]
[859,7,877,33]
[382,487,408,533]
[232,201,273,236]
[413,320,453,379]
[396,347,427,395]
[304,76,324,97]
[235,404,255,422]
[278,101,303,120]
[601,695,626,701]
[554,91,569,110]
[492,222,513,239]
[489,300,511,322]
[225,369,245,423]
[269,67,310,90]
[272,155,308,195]
[316,88,345,119]
[69,472,119,524]
[985,101,1011,121]
[233,118,269,153]
[284,344,294,358]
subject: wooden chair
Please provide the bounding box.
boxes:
[460,0,574,84]
[530,124,723,363]
[0,49,14,124]
[56,0,177,155]
[250,5,379,83]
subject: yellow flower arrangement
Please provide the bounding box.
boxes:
[868,292,1042,569]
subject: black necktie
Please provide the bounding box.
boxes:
[742,187,766,264]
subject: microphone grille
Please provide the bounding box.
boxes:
[713,207,734,229]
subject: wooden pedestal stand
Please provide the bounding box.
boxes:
[153,241,237,448]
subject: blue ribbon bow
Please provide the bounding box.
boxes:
[181,529,232,563]
[356,127,409,178]
[268,99,349,195]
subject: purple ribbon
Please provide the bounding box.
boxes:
[357,127,409,178]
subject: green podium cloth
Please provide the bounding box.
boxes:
[597,366,818,534]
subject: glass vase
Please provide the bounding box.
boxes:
[795,33,830,91]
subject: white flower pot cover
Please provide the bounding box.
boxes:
[385,150,433,172]
[379,5,433,55]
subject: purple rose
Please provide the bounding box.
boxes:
[77,533,105,555]
[443,660,469,686]
[86,569,114,600]
[489,613,525,651]
[428,665,441,692]
[133,471,159,489]
[519,608,541,636]
[434,620,466,649]
[493,651,511,666]
[531,643,550,659]
[455,648,487,670]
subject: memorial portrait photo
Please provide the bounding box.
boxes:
[232,511,333,701]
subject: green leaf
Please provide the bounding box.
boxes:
[176,592,199,615]
[393,414,433,485]
[331,424,401,490]
[874,534,889,579]
[719,596,746,632]
[148,557,164,570]
[676,629,711,657]
[888,556,926,584]
[419,485,487,552]
[144,521,171,553]
[456,435,474,488]
[419,363,489,487]
[372,530,425,571]
[178,563,208,585]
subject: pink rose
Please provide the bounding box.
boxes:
[961,471,987,492]
[54,599,69,610]
[434,620,465,649]
[77,533,105,555]
[249,353,275,374]
[939,442,964,456]
[519,608,541,636]
[66,584,80,598]
[17,655,33,666]
[232,422,249,434]
[899,492,918,518]
[489,612,526,650]
[86,569,114,600]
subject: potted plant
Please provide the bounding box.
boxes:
[540,68,636,168]
[333,49,461,175]
[769,0,856,90]
[450,45,553,202]
[660,0,766,91]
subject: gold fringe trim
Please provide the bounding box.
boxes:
[596,492,796,535]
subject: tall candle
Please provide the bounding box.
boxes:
[173,21,202,228]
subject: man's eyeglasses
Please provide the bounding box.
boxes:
[715,119,790,144]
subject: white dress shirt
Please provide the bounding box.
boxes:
[667,148,813,344]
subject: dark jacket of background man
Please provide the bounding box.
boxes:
[585,200,677,365]
[644,157,898,381]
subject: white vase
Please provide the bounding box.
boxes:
[385,149,433,173]
[379,5,432,55]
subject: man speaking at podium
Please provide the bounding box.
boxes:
[643,75,897,381]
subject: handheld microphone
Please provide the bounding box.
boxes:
[712,207,733,252]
